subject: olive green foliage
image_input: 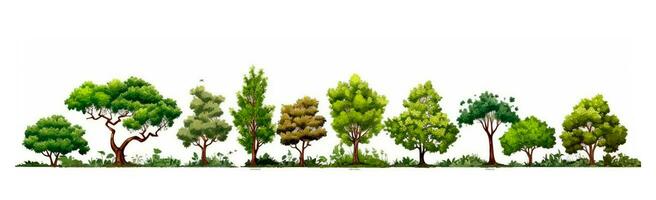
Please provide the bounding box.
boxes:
[65,77,182,165]
[457,91,519,165]
[327,74,388,164]
[177,86,232,165]
[499,116,555,165]
[532,151,594,167]
[328,144,389,167]
[230,67,275,166]
[186,151,235,167]
[144,148,182,167]
[243,150,328,167]
[602,153,641,167]
[23,115,90,166]
[392,157,420,167]
[16,161,50,167]
[385,81,459,165]
[560,95,627,165]
[276,96,327,166]
[436,155,487,167]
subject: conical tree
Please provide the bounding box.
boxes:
[561,94,627,166]
[327,74,387,165]
[230,66,276,167]
[177,85,232,166]
[384,81,459,166]
[276,96,327,167]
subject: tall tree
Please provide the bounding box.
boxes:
[457,92,519,165]
[499,116,556,166]
[384,81,459,166]
[276,96,327,166]
[177,86,232,166]
[23,115,90,167]
[560,94,627,166]
[65,77,182,165]
[327,74,388,165]
[230,66,276,167]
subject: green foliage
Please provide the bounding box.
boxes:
[186,151,235,167]
[86,151,115,167]
[15,161,50,167]
[560,95,627,158]
[500,116,556,155]
[328,144,389,167]
[436,155,486,167]
[177,85,232,147]
[385,81,459,164]
[327,74,388,146]
[392,157,420,167]
[506,160,525,167]
[144,148,181,167]
[244,153,281,167]
[532,151,596,167]
[457,92,520,126]
[602,153,641,167]
[230,66,276,156]
[60,155,85,167]
[23,115,90,166]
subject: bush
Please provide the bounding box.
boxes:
[603,153,641,167]
[60,155,86,167]
[392,157,419,167]
[87,151,115,167]
[506,160,525,167]
[533,151,597,167]
[16,161,49,167]
[328,144,389,167]
[143,148,181,167]
[436,155,486,167]
[186,151,236,167]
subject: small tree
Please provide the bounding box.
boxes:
[276,96,327,166]
[23,115,90,167]
[327,74,388,165]
[230,66,276,167]
[561,94,627,166]
[65,77,182,165]
[177,86,232,166]
[499,116,556,166]
[457,92,519,165]
[384,81,459,166]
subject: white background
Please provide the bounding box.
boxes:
[1,1,655,200]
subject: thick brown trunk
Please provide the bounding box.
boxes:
[201,146,209,166]
[418,150,427,167]
[487,134,496,165]
[352,141,360,165]
[588,146,596,166]
[114,148,127,165]
[525,151,533,166]
[299,147,306,167]
[250,138,257,167]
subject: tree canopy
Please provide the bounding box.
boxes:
[65,77,181,165]
[385,81,459,166]
[276,96,327,166]
[23,115,90,166]
[177,85,232,165]
[560,94,627,165]
[499,116,555,165]
[327,74,387,164]
[230,66,276,166]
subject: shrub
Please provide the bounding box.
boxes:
[392,157,420,167]
[436,155,486,167]
[16,161,49,167]
[603,153,641,167]
[60,155,86,167]
[506,160,525,167]
[328,144,389,167]
[87,151,115,167]
[143,148,181,167]
[186,151,235,167]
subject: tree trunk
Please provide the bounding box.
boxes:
[418,150,427,167]
[250,138,257,167]
[525,151,533,166]
[352,140,360,165]
[487,134,497,165]
[299,146,306,167]
[200,146,209,166]
[114,148,127,165]
[587,145,596,166]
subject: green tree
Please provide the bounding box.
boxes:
[457,92,519,165]
[276,96,327,166]
[65,77,182,166]
[177,86,232,166]
[327,74,388,165]
[23,115,90,167]
[230,66,276,167]
[384,81,459,166]
[560,94,627,166]
[499,116,556,166]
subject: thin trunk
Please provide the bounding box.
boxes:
[525,150,533,166]
[587,144,596,166]
[200,146,208,166]
[352,140,360,165]
[250,138,257,167]
[299,145,306,167]
[487,134,496,165]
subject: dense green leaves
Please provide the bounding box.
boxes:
[560,95,627,165]
[230,66,276,166]
[65,77,182,165]
[499,116,555,165]
[384,81,459,165]
[23,115,90,166]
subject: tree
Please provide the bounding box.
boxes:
[457,92,519,165]
[177,86,232,166]
[327,74,388,165]
[23,115,90,167]
[499,116,555,166]
[276,96,327,166]
[560,94,627,166]
[65,77,182,166]
[230,66,276,167]
[384,81,459,166]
